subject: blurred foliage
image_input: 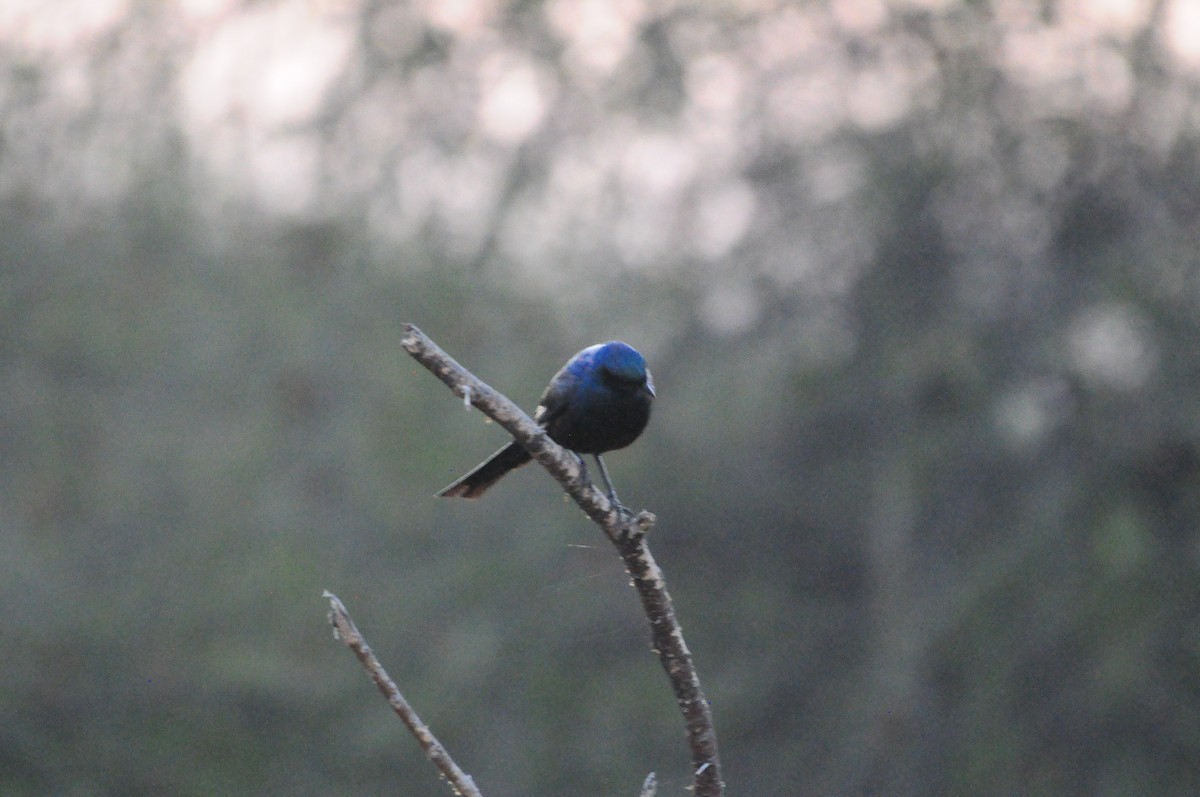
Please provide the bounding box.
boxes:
[3,0,1200,795]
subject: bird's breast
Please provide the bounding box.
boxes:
[544,387,651,454]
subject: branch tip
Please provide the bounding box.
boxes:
[400,322,424,352]
[324,590,346,639]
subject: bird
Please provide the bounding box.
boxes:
[438,341,655,507]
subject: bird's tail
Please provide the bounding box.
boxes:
[437,442,532,499]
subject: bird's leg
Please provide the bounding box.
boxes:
[593,454,628,514]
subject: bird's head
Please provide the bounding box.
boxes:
[594,341,655,396]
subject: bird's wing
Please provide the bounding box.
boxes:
[533,369,573,428]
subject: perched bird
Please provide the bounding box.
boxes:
[438,341,655,505]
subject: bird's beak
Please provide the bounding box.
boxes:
[645,370,656,397]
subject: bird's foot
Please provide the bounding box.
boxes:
[608,493,632,517]
[575,454,631,515]
[603,481,630,516]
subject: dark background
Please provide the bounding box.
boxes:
[4,1,1200,794]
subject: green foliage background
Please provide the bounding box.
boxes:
[3,1,1200,794]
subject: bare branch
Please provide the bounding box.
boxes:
[402,324,724,797]
[400,324,621,528]
[324,591,484,797]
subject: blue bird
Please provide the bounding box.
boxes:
[438,341,655,506]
